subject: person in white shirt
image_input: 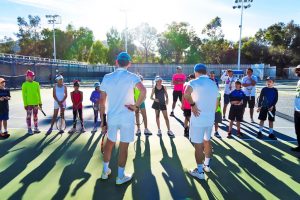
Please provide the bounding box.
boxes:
[221,69,238,120]
[184,64,218,180]
[99,52,146,185]
[242,68,258,122]
[291,65,300,152]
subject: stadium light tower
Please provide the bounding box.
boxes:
[233,0,253,70]
[120,9,128,52]
[45,14,61,61]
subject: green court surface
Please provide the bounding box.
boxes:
[0,130,300,200]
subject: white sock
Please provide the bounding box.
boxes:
[204,157,211,166]
[103,162,109,172]
[0,130,2,134]
[118,167,125,178]
[269,128,273,134]
[259,126,263,132]
[197,164,204,173]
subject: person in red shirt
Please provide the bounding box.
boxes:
[68,81,85,134]
[171,66,186,116]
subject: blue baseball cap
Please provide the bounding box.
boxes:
[194,63,207,72]
[117,52,131,61]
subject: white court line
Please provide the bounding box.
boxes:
[9,116,97,122]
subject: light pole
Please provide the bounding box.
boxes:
[45,14,61,61]
[233,0,253,70]
[120,9,128,52]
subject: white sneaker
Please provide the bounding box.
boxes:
[188,168,205,180]
[68,128,76,134]
[136,129,141,136]
[203,164,211,173]
[157,129,162,136]
[34,127,41,134]
[167,130,175,138]
[101,168,111,180]
[144,128,152,136]
[116,174,132,185]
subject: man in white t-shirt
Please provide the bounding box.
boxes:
[100,52,146,185]
[291,65,300,152]
[242,68,258,122]
[221,69,238,120]
[184,63,218,180]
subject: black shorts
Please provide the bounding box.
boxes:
[224,94,230,105]
[152,102,167,111]
[173,91,182,103]
[229,105,244,122]
[244,96,255,109]
[183,109,191,117]
[258,107,276,121]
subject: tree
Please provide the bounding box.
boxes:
[106,27,123,65]
[134,23,157,63]
[0,36,16,54]
[88,40,108,64]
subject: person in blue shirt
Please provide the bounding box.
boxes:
[228,81,246,138]
[209,71,219,88]
[257,77,278,140]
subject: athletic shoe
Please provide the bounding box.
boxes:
[27,128,33,135]
[170,111,174,117]
[188,168,205,180]
[0,132,10,138]
[167,130,175,138]
[80,127,86,133]
[291,146,300,152]
[222,116,226,121]
[257,131,263,139]
[214,132,221,138]
[101,168,111,180]
[34,128,41,134]
[136,129,141,136]
[116,174,132,185]
[68,128,76,134]
[203,164,211,173]
[92,126,97,133]
[237,132,243,138]
[58,130,64,134]
[268,134,277,140]
[251,118,255,123]
[184,127,189,137]
[144,129,152,136]
[157,129,162,136]
[46,128,52,135]
[227,132,232,138]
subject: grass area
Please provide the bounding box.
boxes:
[0,130,300,200]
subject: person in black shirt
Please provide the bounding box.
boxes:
[0,78,11,138]
[228,81,246,138]
[257,77,278,140]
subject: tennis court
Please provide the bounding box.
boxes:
[0,87,299,199]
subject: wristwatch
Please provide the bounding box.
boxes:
[190,102,196,107]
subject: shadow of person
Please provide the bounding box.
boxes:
[159,136,201,199]
[132,136,159,200]
[8,133,81,200]
[0,134,30,158]
[172,115,185,127]
[0,134,60,189]
[51,133,102,199]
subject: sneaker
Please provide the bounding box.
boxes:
[167,130,175,138]
[251,118,255,123]
[27,128,33,135]
[0,132,10,138]
[184,127,189,137]
[116,174,132,185]
[136,129,141,136]
[268,134,277,140]
[222,116,226,121]
[214,132,221,138]
[257,131,263,139]
[101,168,112,180]
[188,168,205,180]
[203,164,211,173]
[237,132,243,138]
[92,126,97,133]
[227,132,232,138]
[144,129,152,136]
[46,128,52,135]
[34,128,41,134]
[58,130,64,134]
[157,129,162,136]
[291,146,300,152]
[68,128,76,134]
[170,111,174,117]
[80,127,86,133]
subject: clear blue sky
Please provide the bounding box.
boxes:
[1,0,300,42]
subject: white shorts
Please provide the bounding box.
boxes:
[54,101,66,109]
[107,123,135,143]
[189,126,213,144]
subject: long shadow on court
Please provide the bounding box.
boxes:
[0,134,30,158]
[211,139,300,199]
[51,133,102,199]
[132,136,160,200]
[93,144,130,200]
[159,136,202,199]
[8,133,81,200]
[0,134,60,189]
[172,115,184,127]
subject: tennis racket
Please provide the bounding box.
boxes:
[55,111,66,131]
[38,107,46,116]
[135,109,144,126]
[257,95,274,118]
[101,114,107,154]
